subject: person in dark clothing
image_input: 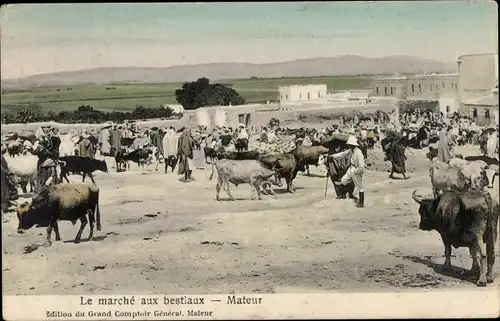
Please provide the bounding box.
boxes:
[34,129,61,193]
[387,137,409,180]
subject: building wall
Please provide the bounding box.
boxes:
[462,105,498,126]
[279,85,327,102]
[372,74,459,99]
[458,54,498,104]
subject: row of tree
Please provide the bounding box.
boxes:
[1,77,246,124]
[1,104,175,124]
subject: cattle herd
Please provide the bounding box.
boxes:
[1,111,500,290]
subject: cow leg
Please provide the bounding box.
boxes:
[468,246,480,275]
[53,222,61,241]
[88,173,96,184]
[306,165,310,176]
[224,180,234,201]
[250,184,255,200]
[475,235,488,286]
[62,171,70,183]
[441,236,452,271]
[286,177,293,193]
[87,209,95,241]
[486,227,496,283]
[74,215,88,244]
[255,182,263,200]
[216,177,222,201]
[44,223,55,247]
[82,173,86,182]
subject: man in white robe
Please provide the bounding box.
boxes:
[162,127,179,174]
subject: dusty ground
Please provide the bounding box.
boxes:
[2,144,499,295]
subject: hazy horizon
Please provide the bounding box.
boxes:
[1,2,498,80]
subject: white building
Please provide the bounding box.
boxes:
[371,73,460,116]
[279,84,327,103]
[457,53,499,126]
[162,104,184,114]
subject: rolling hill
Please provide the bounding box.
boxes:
[1,55,456,88]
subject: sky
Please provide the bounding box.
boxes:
[1,1,498,79]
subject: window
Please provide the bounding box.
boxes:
[411,84,415,93]
[285,94,288,100]
[485,109,490,119]
[376,87,379,95]
[446,106,450,113]
[473,108,478,118]
[390,87,394,95]
[442,82,445,88]
[384,87,388,95]
[418,84,422,92]
[318,92,321,98]
[430,84,433,91]
[299,93,302,99]
[307,92,311,100]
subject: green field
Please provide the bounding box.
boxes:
[1,76,373,114]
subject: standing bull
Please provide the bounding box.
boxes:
[412,190,499,286]
[16,183,102,247]
[59,156,109,184]
[259,153,305,193]
[292,145,329,176]
[209,159,281,201]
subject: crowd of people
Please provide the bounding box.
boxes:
[1,107,499,212]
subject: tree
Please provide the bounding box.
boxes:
[175,77,245,110]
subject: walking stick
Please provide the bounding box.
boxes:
[324,170,329,197]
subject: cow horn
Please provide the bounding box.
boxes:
[58,160,67,167]
[412,190,423,204]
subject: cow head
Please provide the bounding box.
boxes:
[485,165,498,189]
[98,159,109,173]
[412,190,440,231]
[317,154,327,167]
[16,201,34,233]
[269,166,283,187]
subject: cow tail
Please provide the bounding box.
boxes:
[209,161,216,181]
[96,190,102,231]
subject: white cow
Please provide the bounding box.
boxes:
[3,154,38,194]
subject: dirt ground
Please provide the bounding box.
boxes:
[2,144,499,295]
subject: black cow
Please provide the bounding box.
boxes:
[59,156,108,184]
[235,138,249,152]
[164,155,178,174]
[217,150,261,161]
[412,190,499,286]
[16,183,102,247]
[259,153,305,193]
[116,148,153,171]
[204,146,217,164]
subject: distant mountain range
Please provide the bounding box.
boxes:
[1,55,456,88]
